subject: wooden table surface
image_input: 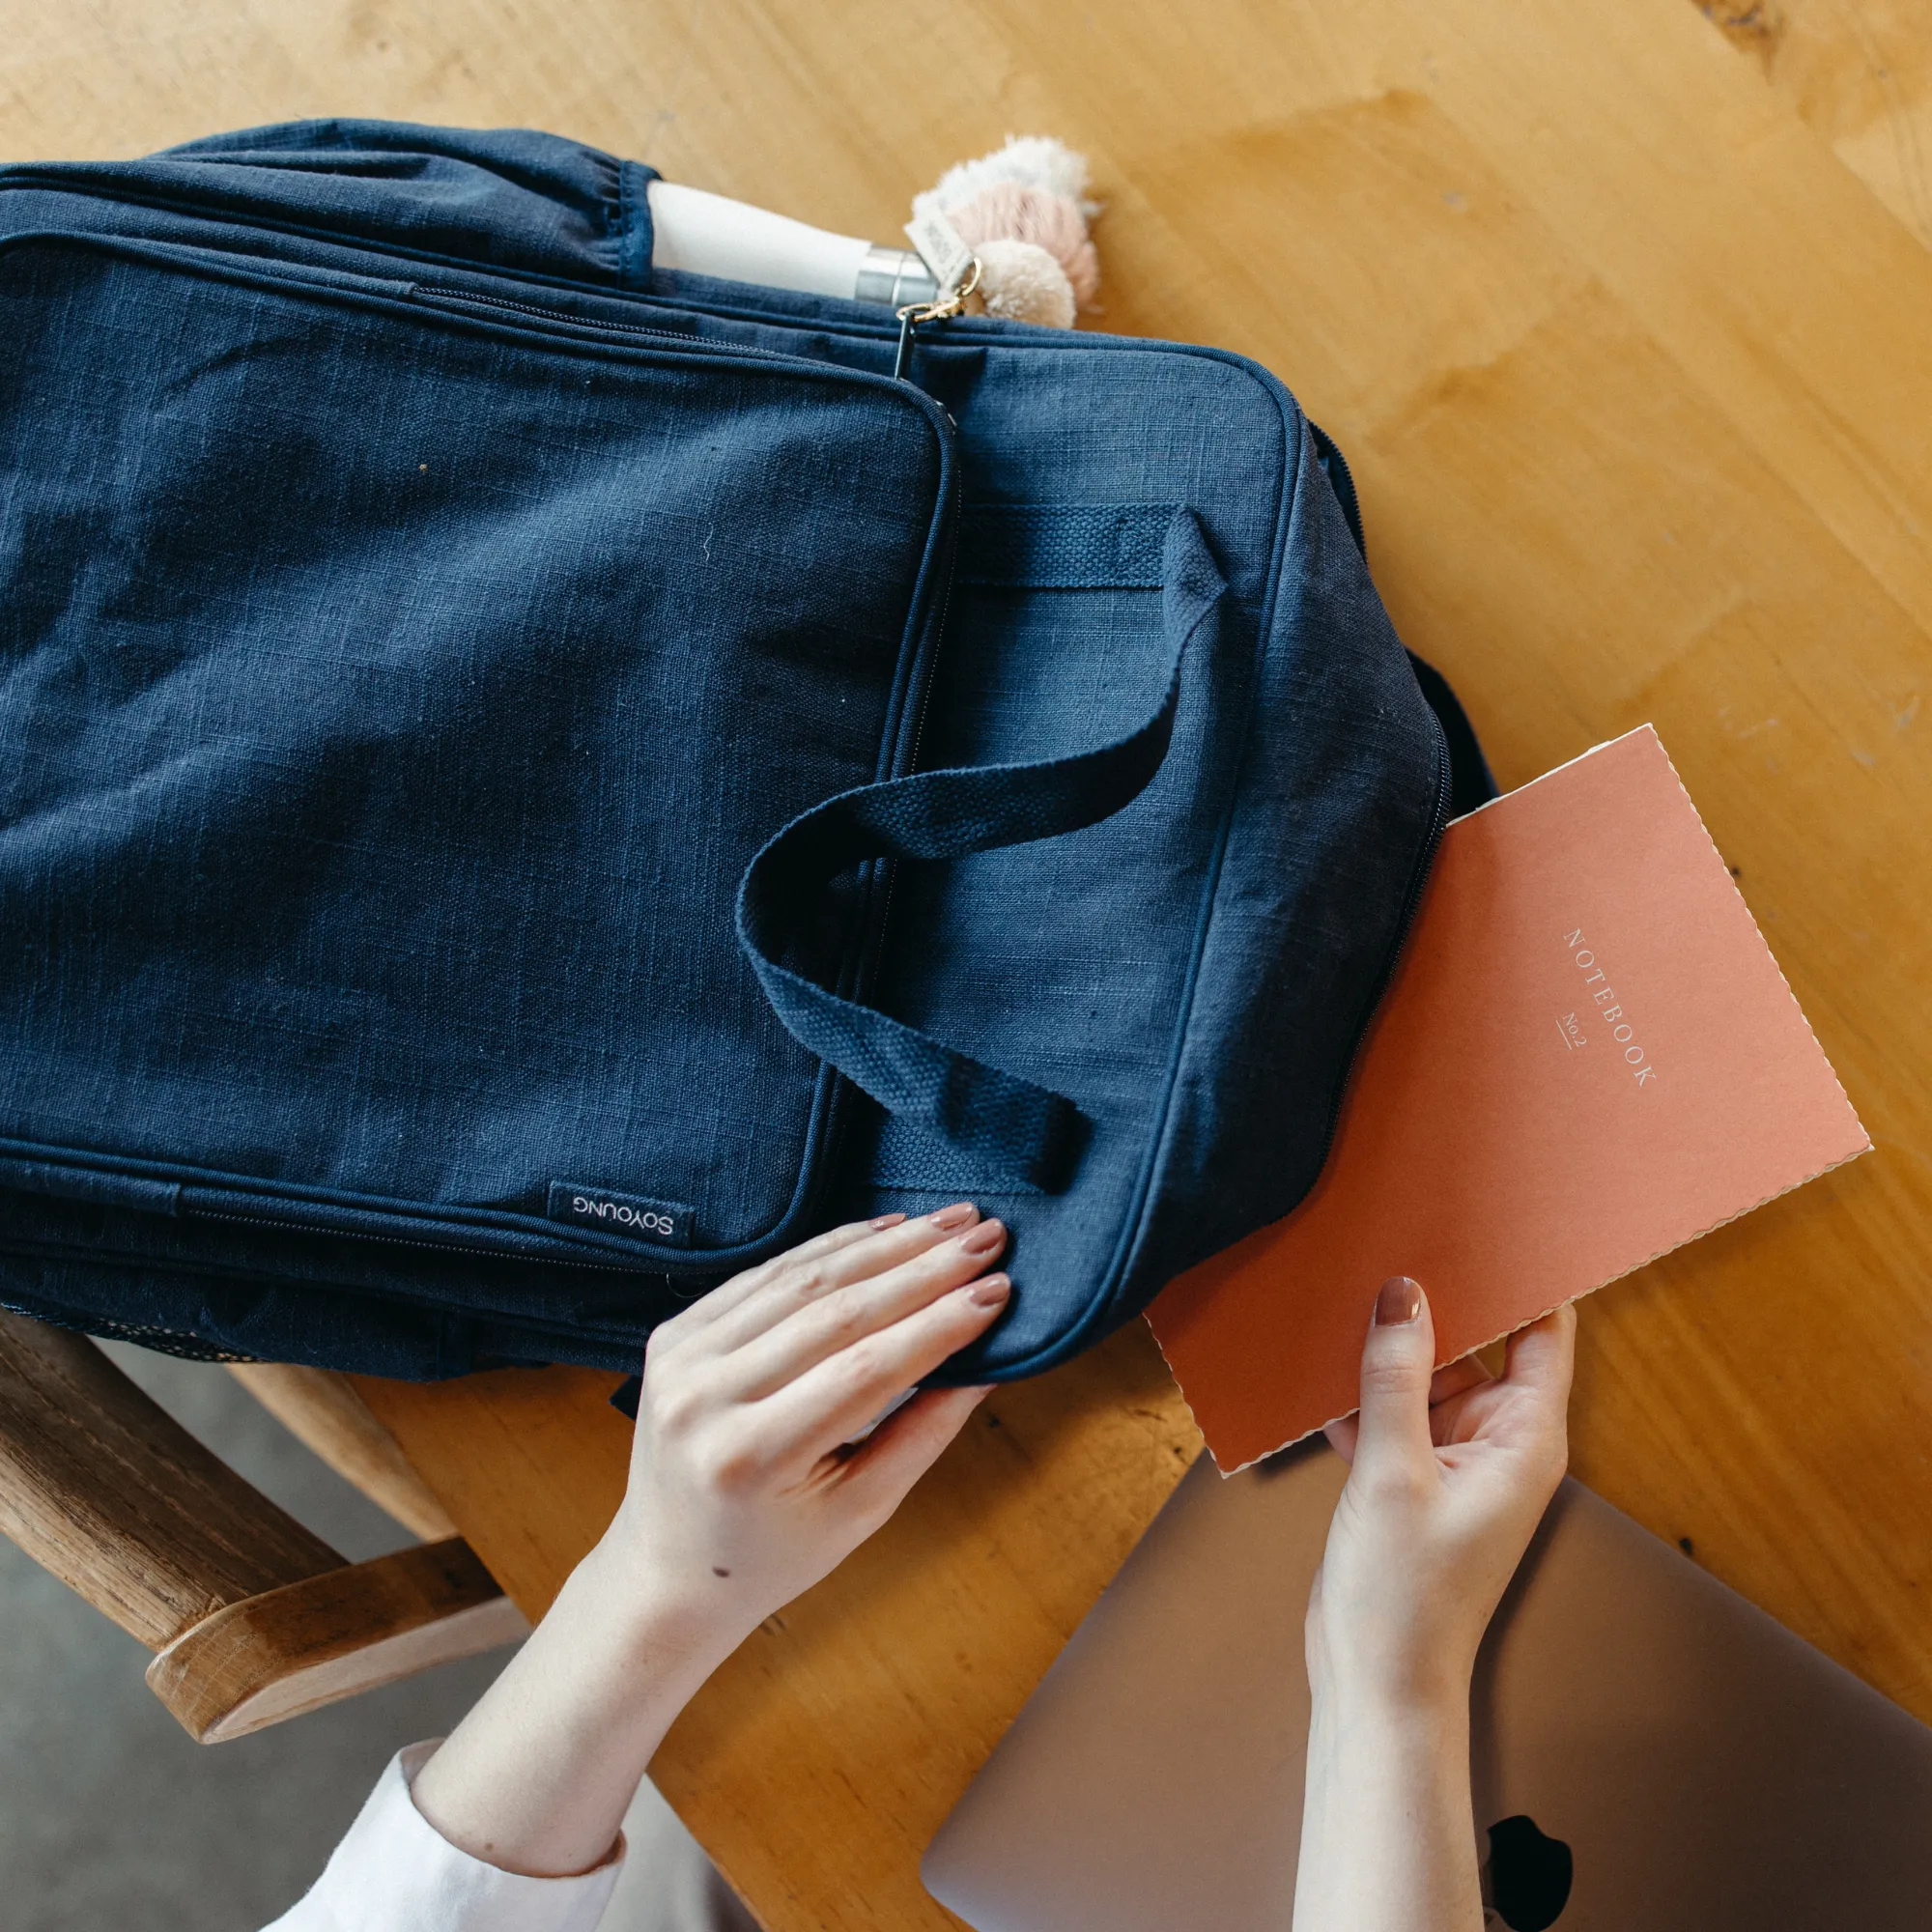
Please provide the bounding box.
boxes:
[10,2,1932,1925]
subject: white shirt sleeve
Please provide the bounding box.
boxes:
[265,1740,624,1932]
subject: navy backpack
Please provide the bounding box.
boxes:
[0,121,1489,1381]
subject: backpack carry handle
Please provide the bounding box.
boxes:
[735,508,1225,1192]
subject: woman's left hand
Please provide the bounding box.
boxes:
[600,1202,1009,1652]
[411,1204,1010,1878]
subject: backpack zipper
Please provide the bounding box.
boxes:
[408,283,795,361]
[184,1207,664,1272]
[217,286,958,1272]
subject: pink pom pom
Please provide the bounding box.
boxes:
[944,181,1100,311]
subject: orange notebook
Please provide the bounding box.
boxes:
[1148,725,1869,1472]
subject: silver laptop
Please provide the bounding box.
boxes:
[924,1442,1932,1929]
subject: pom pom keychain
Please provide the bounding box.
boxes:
[643,135,1099,334]
[910,135,1101,328]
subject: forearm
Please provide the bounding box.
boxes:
[291,1210,1000,1908]
[410,1534,742,1879]
[1291,1682,1485,1932]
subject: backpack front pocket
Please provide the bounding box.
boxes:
[0,236,954,1270]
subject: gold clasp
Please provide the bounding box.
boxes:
[894,257,982,382]
[896,255,982,327]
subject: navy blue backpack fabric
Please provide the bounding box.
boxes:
[0,121,1482,1380]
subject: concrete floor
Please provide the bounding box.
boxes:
[0,1342,513,1931]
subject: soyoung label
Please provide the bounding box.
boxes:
[902,207,975,295]
[546,1182,694,1247]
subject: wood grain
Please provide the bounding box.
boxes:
[0,1314,525,1738]
[226,1363,457,1543]
[352,1365,637,1620]
[5,0,1932,1923]
[147,1537,527,1743]
[0,1309,344,1648]
[1701,0,1932,252]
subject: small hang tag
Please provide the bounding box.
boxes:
[903,207,976,297]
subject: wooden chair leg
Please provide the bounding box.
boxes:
[148,1537,527,1742]
[0,1309,524,1739]
[224,1361,458,1541]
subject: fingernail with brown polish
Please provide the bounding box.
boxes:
[968,1272,1011,1308]
[1374,1275,1424,1325]
[957,1218,1006,1257]
[928,1201,977,1231]
[868,1212,907,1232]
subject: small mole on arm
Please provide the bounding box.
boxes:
[713,1566,730,1577]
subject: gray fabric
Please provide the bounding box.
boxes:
[605,1782,759,1932]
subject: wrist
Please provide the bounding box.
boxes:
[412,1536,734,1882]
[548,1531,749,1691]
[1296,1656,1484,1931]
[1307,1591,1485,1720]
[1308,1647,1475,1730]
[1304,1672,1472,1806]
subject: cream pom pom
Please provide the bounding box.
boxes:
[920,134,1099,221]
[943,182,1099,310]
[973,238,1077,328]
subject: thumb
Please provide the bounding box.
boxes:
[838,1384,987,1518]
[1350,1276,1437,1482]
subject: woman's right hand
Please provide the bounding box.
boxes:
[1309,1280,1576,1711]
[1293,1281,1576,1932]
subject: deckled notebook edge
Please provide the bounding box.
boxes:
[1155,1134,1872,1477]
[1151,722,1873,1478]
